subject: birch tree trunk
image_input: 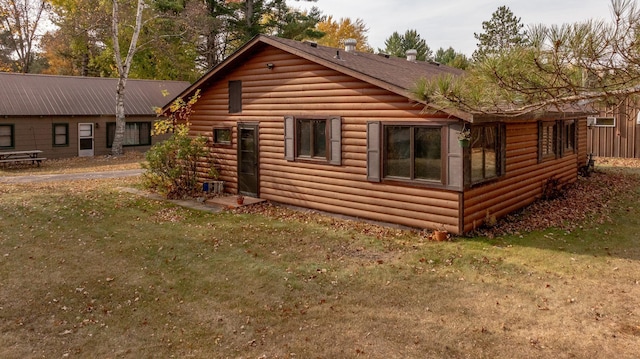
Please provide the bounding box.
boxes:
[111,0,144,156]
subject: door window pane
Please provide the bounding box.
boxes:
[80,138,93,150]
[240,147,255,174]
[79,124,92,137]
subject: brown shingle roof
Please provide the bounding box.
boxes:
[0,72,190,116]
[266,36,464,93]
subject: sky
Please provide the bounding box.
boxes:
[286,0,615,56]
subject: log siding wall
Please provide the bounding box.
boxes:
[191,45,588,234]
[190,47,462,233]
[463,120,587,233]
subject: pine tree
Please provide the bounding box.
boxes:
[472,5,527,61]
[434,47,469,69]
[380,29,431,61]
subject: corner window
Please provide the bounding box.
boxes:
[562,120,576,154]
[539,120,575,161]
[213,127,232,145]
[53,123,69,147]
[539,121,557,160]
[284,116,341,165]
[107,122,151,147]
[470,123,503,184]
[229,80,242,113]
[0,124,14,148]
[384,125,442,182]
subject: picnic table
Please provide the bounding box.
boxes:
[0,150,46,166]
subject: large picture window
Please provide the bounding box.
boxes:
[284,116,341,165]
[470,124,503,184]
[53,123,69,146]
[383,125,442,182]
[0,124,13,148]
[107,122,151,147]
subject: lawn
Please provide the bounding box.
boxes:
[1,158,640,358]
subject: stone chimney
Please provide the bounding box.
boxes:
[345,38,357,52]
[406,49,418,62]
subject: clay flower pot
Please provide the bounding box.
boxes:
[433,230,448,241]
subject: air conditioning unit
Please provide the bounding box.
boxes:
[587,116,615,127]
[203,180,224,194]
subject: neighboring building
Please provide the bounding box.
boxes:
[0,72,189,159]
[588,97,640,158]
[166,35,591,234]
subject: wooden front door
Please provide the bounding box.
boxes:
[237,123,259,197]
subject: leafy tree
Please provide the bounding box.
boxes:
[414,0,640,117]
[0,28,16,70]
[42,0,109,76]
[472,5,527,61]
[434,46,470,69]
[143,91,208,198]
[316,16,371,51]
[0,0,49,72]
[380,29,431,61]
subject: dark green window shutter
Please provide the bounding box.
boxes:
[367,121,381,182]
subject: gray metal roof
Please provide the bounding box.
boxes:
[0,72,190,116]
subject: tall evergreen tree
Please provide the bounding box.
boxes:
[434,46,470,69]
[472,5,527,61]
[380,29,431,61]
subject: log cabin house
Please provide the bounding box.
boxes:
[169,35,592,234]
[0,72,189,159]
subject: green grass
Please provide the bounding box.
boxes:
[2,167,640,358]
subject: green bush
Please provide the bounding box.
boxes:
[142,130,207,199]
